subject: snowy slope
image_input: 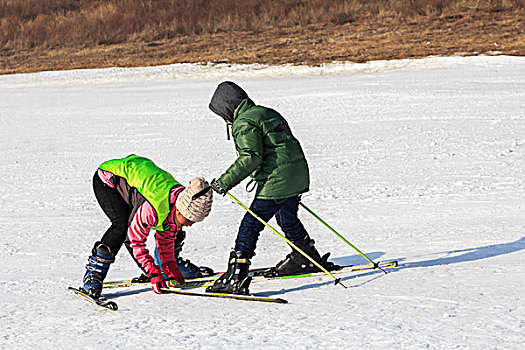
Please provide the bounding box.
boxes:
[0,56,523,349]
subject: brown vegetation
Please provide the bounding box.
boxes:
[0,0,524,74]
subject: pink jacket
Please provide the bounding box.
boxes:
[98,169,183,276]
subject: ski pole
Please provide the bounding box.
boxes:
[226,192,347,289]
[299,202,388,274]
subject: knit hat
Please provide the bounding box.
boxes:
[175,177,213,223]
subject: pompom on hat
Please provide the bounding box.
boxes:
[176,177,213,223]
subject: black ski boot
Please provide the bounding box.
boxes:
[131,273,150,283]
[82,242,115,298]
[174,230,214,278]
[206,250,252,295]
[176,255,215,279]
[264,236,340,277]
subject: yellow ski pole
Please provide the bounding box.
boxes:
[226,192,347,288]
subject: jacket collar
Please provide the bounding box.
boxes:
[233,98,255,121]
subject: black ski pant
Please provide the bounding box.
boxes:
[92,172,130,256]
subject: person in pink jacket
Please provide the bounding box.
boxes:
[80,155,213,298]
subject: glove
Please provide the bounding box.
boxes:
[149,273,167,294]
[162,261,185,286]
[211,178,226,196]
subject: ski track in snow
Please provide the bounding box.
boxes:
[0,56,524,349]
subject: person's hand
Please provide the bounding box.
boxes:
[211,178,226,196]
[149,273,167,294]
[162,262,185,285]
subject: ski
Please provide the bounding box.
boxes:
[104,260,398,289]
[160,288,288,304]
[103,267,269,289]
[68,287,119,311]
[167,260,398,289]
[259,259,398,281]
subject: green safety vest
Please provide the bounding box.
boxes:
[99,155,181,230]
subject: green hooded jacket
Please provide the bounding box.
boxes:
[217,98,310,199]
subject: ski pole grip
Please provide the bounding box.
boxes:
[192,186,211,200]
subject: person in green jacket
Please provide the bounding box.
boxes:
[206,81,338,295]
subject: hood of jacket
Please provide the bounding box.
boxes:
[208,81,249,123]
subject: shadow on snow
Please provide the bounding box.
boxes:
[402,235,525,269]
[259,235,525,297]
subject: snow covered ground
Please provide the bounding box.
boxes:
[0,56,523,349]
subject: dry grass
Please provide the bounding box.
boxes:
[1,0,522,48]
[0,0,523,74]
